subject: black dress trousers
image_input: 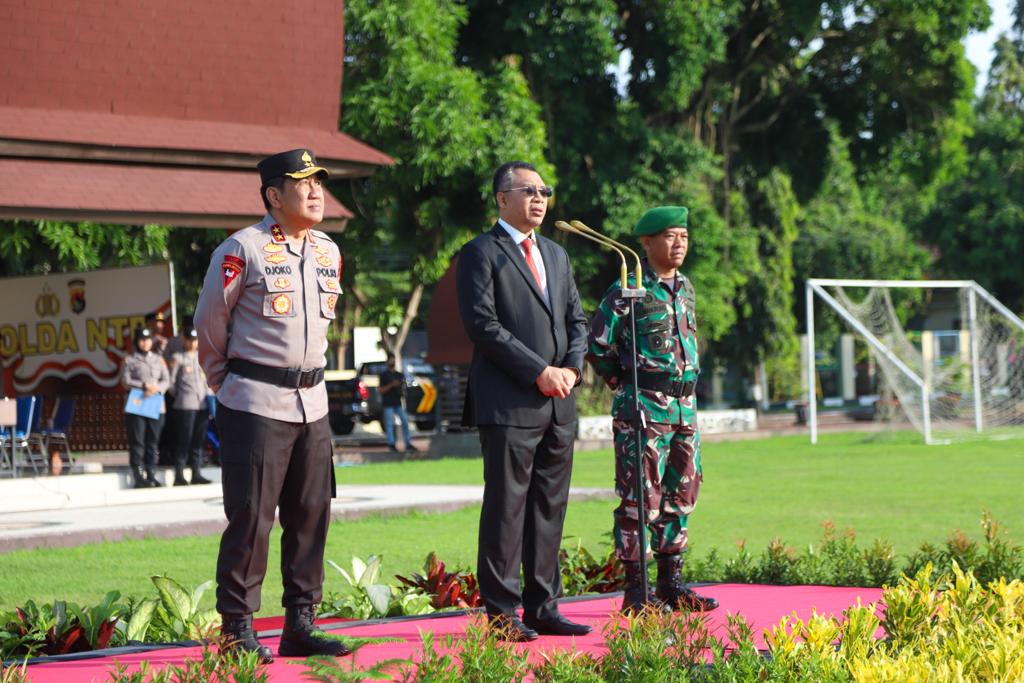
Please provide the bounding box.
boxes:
[476,417,576,622]
[214,403,334,615]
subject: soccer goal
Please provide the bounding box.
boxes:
[805,279,1024,445]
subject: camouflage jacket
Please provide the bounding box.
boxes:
[586,260,699,425]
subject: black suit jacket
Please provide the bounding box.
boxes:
[456,223,588,428]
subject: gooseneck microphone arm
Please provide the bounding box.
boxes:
[555,219,650,605]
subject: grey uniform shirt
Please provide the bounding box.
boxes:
[168,350,208,410]
[194,214,341,423]
[121,351,170,414]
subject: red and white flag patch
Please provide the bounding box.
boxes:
[222,254,245,288]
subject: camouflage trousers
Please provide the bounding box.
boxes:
[612,420,702,562]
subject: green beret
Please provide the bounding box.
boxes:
[634,206,688,237]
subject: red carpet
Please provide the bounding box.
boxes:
[21,584,884,682]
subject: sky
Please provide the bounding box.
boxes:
[966,0,1016,94]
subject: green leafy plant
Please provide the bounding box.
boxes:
[398,618,529,683]
[121,576,218,643]
[322,556,434,620]
[105,639,269,682]
[0,659,28,683]
[1,592,122,658]
[295,637,408,681]
[559,538,624,596]
[395,552,481,609]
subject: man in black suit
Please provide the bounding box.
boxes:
[456,161,591,641]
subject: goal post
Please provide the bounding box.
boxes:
[805,279,1024,445]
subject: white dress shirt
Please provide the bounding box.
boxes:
[498,218,549,306]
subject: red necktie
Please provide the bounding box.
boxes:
[521,236,545,292]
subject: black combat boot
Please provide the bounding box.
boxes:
[620,561,650,613]
[278,605,351,657]
[220,613,273,664]
[655,554,718,611]
[131,467,148,489]
[191,468,212,485]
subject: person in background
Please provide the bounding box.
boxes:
[167,327,214,486]
[121,326,170,489]
[379,353,417,453]
[145,311,169,356]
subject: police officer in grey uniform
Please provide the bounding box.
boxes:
[194,149,348,662]
[121,326,170,488]
[167,327,213,486]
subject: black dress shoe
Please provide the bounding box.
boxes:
[487,615,538,642]
[523,615,593,636]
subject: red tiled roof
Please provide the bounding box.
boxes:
[0,106,393,168]
[0,159,353,230]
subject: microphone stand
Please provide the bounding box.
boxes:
[555,220,650,604]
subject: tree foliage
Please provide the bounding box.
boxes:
[917,2,1024,310]
[337,0,553,358]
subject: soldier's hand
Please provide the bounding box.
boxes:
[536,366,572,399]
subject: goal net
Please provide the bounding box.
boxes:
[805,279,1024,444]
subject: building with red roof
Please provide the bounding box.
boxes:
[0,0,390,230]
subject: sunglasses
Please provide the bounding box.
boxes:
[501,185,554,198]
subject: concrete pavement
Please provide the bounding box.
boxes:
[0,467,611,552]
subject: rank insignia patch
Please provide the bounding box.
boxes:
[265,253,287,264]
[272,294,291,314]
[314,245,330,255]
[270,224,286,243]
[273,276,291,289]
[222,255,245,288]
[326,294,337,310]
[263,243,284,253]
[325,279,338,291]
[316,255,332,267]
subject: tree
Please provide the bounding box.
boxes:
[916,2,1024,309]
[337,0,553,362]
[0,220,169,278]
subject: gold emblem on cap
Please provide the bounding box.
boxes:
[302,151,314,168]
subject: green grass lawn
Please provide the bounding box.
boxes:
[1,430,1022,616]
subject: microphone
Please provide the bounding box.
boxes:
[554,220,629,289]
[569,220,644,293]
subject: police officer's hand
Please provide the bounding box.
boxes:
[143,383,157,397]
[536,366,573,399]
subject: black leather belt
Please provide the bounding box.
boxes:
[228,359,324,389]
[627,374,696,398]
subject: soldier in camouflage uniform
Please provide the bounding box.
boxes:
[586,206,718,613]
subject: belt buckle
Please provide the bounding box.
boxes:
[299,368,316,388]
[283,368,301,388]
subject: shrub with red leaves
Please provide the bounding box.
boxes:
[396,552,482,609]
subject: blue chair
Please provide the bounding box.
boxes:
[40,398,76,468]
[7,397,41,475]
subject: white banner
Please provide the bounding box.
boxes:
[0,263,174,394]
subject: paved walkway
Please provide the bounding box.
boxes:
[0,478,611,552]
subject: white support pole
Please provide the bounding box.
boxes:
[971,283,1024,333]
[806,282,817,445]
[922,384,933,445]
[969,287,983,433]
